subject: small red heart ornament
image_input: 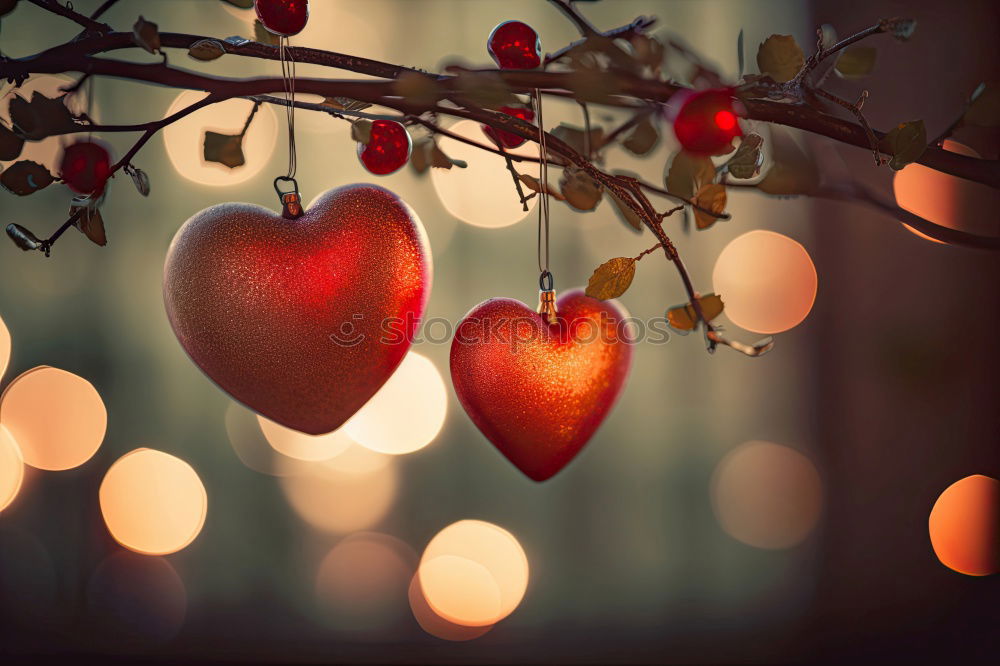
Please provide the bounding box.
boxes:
[450,289,632,481]
[164,185,431,435]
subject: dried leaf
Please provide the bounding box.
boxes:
[132,16,161,54]
[203,131,245,168]
[757,126,819,195]
[586,257,635,300]
[879,120,927,170]
[567,63,622,104]
[885,17,916,42]
[429,143,466,170]
[621,117,659,156]
[5,223,43,251]
[351,119,372,144]
[0,123,25,160]
[737,29,745,78]
[8,92,77,140]
[393,72,441,108]
[253,19,281,46]
[321,97,372,113]
[71,199,107,247]
[756,34,804,83]
[550,123,605,159]
[667,294,725,333]
[606,190,643,232]
[518,173,566,201]
[665,151,715,200]
[834,47,877,79]
[454,71,518,108]
[219,0,253,8]
[410,139,432,174]
[629,34,665,71]
[188,39,226,61]
[963,83,999,128]
[127,166,150,196]
[559,166,604,211]
[0,160,53,195]
[726,133,764,179]
[693,184,727,230]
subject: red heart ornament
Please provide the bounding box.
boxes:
[450,289,632,481]
[164,184,431,435]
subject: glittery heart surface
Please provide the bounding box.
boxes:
[450,290,632,481]
[164,185,431,435]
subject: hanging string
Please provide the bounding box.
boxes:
[533,88,550,278]
[279,36,297,179]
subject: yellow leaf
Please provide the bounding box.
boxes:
[586,257,635,300]
[666,294,725,332]
[834,47,877,79]
[757,34,804,83]
[693,183,727,230]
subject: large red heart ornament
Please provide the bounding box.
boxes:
[450,289,632,481]
[164,184,431,435]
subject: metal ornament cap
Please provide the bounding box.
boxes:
[164,184,431,435]
[450,290,632,481]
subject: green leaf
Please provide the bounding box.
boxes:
[586,257,635,300]
[692,184,727,230]
[203,131,245,168]
[878,120,927,170]
[756,34,804,83]
[0,160,54,195]
[559,166,603,211]
[8,92,77,140]
[666,294,725,333]
[834,47,876,79]
[665,151,715,200]
[963,83,999,128]
[188,39,226,61]
[726,133,764,179]
[757,126,819,195]
[621,116,659,156]
[0,123,25,160]
[132,16,160,54]
[253,19,281,46]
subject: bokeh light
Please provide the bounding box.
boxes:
[418,520,529,626]
[408,574,494,642]
[86,550,187,649]
[710,441,823,550]
[712,230,818,334]
[1,74,92,172]
[928,474,999,576]
[278,453,397,533]
[893,140,999,242]
[430,119,538,228]
[315,532,416,631]
[0,426,24,512]
[258,414,354,461]
[99,448,208,555]
[224,401,281,476]
[163,90,278,186]
[344,352,448,455]
[0,366,107,471]
[0,314,9,379]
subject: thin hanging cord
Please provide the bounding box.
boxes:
[534,89,550,276]
[279,36,297,179]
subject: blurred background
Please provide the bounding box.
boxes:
[1,0,998,663]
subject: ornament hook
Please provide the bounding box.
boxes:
[537,270,557,323]
[274,176,303,219]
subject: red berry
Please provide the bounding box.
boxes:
[482,106,535,149]
[670,88,743,155]
[59,141,111,195]
[357,120,411,175]
[255,0,309,37]
[488,21,542,69]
